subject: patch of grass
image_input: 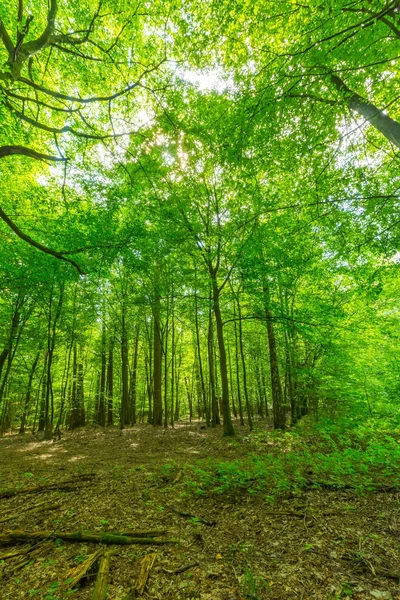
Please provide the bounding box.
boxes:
[238,568,270,598]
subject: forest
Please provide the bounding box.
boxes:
[0,0,400,599]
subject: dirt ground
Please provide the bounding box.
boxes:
[0,422,399,600]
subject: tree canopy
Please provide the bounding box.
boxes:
[0,0,399,438]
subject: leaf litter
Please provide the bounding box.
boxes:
[0,422,399,599]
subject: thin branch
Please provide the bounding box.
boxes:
[0,206,84,274]
[283,1,398,56]
[0,145,84,274]
[284,92,338,106]
[343,6,400,38]
[18,58,164,104]
[5,100,136,140]
[5,90,80,113]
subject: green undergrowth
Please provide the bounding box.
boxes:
[183,416,400,498]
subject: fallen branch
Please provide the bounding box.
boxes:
[136,553,156,595]
[344,552,400,581]
[0,530,175,546]
[262,509,343,519]
[65,548,104,590]
[171,507,216,527]
[0,547,31,560]
[162,561,199,575]
[0,541,54,579]
[371,565,400,581]
[92,550,112,600]
[0,500,62,523]
[0,473,96,499]
[114,530,167,538]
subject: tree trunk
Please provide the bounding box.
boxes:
[107,336,114,426]
[208,306,219,427]
[236,293,253,431]
[44,283,64,440]
[121,308,129,427]
[19,352,40,434]
[69,343,78,428]
[331,74,400,150]
[152,294,162,426]
[233,306,244,426]
[210,270,234,436]
[163,314,169,429]
[170,304,175,427]
[129,324,139,425]
[263,284,285,430]
[55,339,73,434]
[98,322,107,427]
[194,292,208,425]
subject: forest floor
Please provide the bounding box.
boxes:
[0,421,399,600]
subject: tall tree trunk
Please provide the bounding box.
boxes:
[69,343,78,428]
[208,306,219,427]
[233,306,244,426]
[38,356,47,433]
[0,295,22,384]
[44,284,64,440]
[55,339,73,434]
[107,336,114,426]
[121,306,129,428]
[174,339,182,422]
[263,284,285,430]
[98,323,107,427]
[144,318,153,424]
[261,367,269,417]
[163,314,169,429]
[185,376,193,422]
[19,351,40,434]
[152,293,162,426]
[170,304,175,427]
[236,293,253,431]
[129,324,139,425]
[194,292,208,425]
[255,357,264,419]
[209,269,234,436]
[227,344,237,418]
[77,352,86,427]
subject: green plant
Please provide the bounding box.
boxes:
[239,568,269,598]
[182,419,400,498]
[73,553,88,564]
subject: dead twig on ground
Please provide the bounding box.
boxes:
[162,561,199,575]
[170,507,216,526]
[0,473,97,499]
